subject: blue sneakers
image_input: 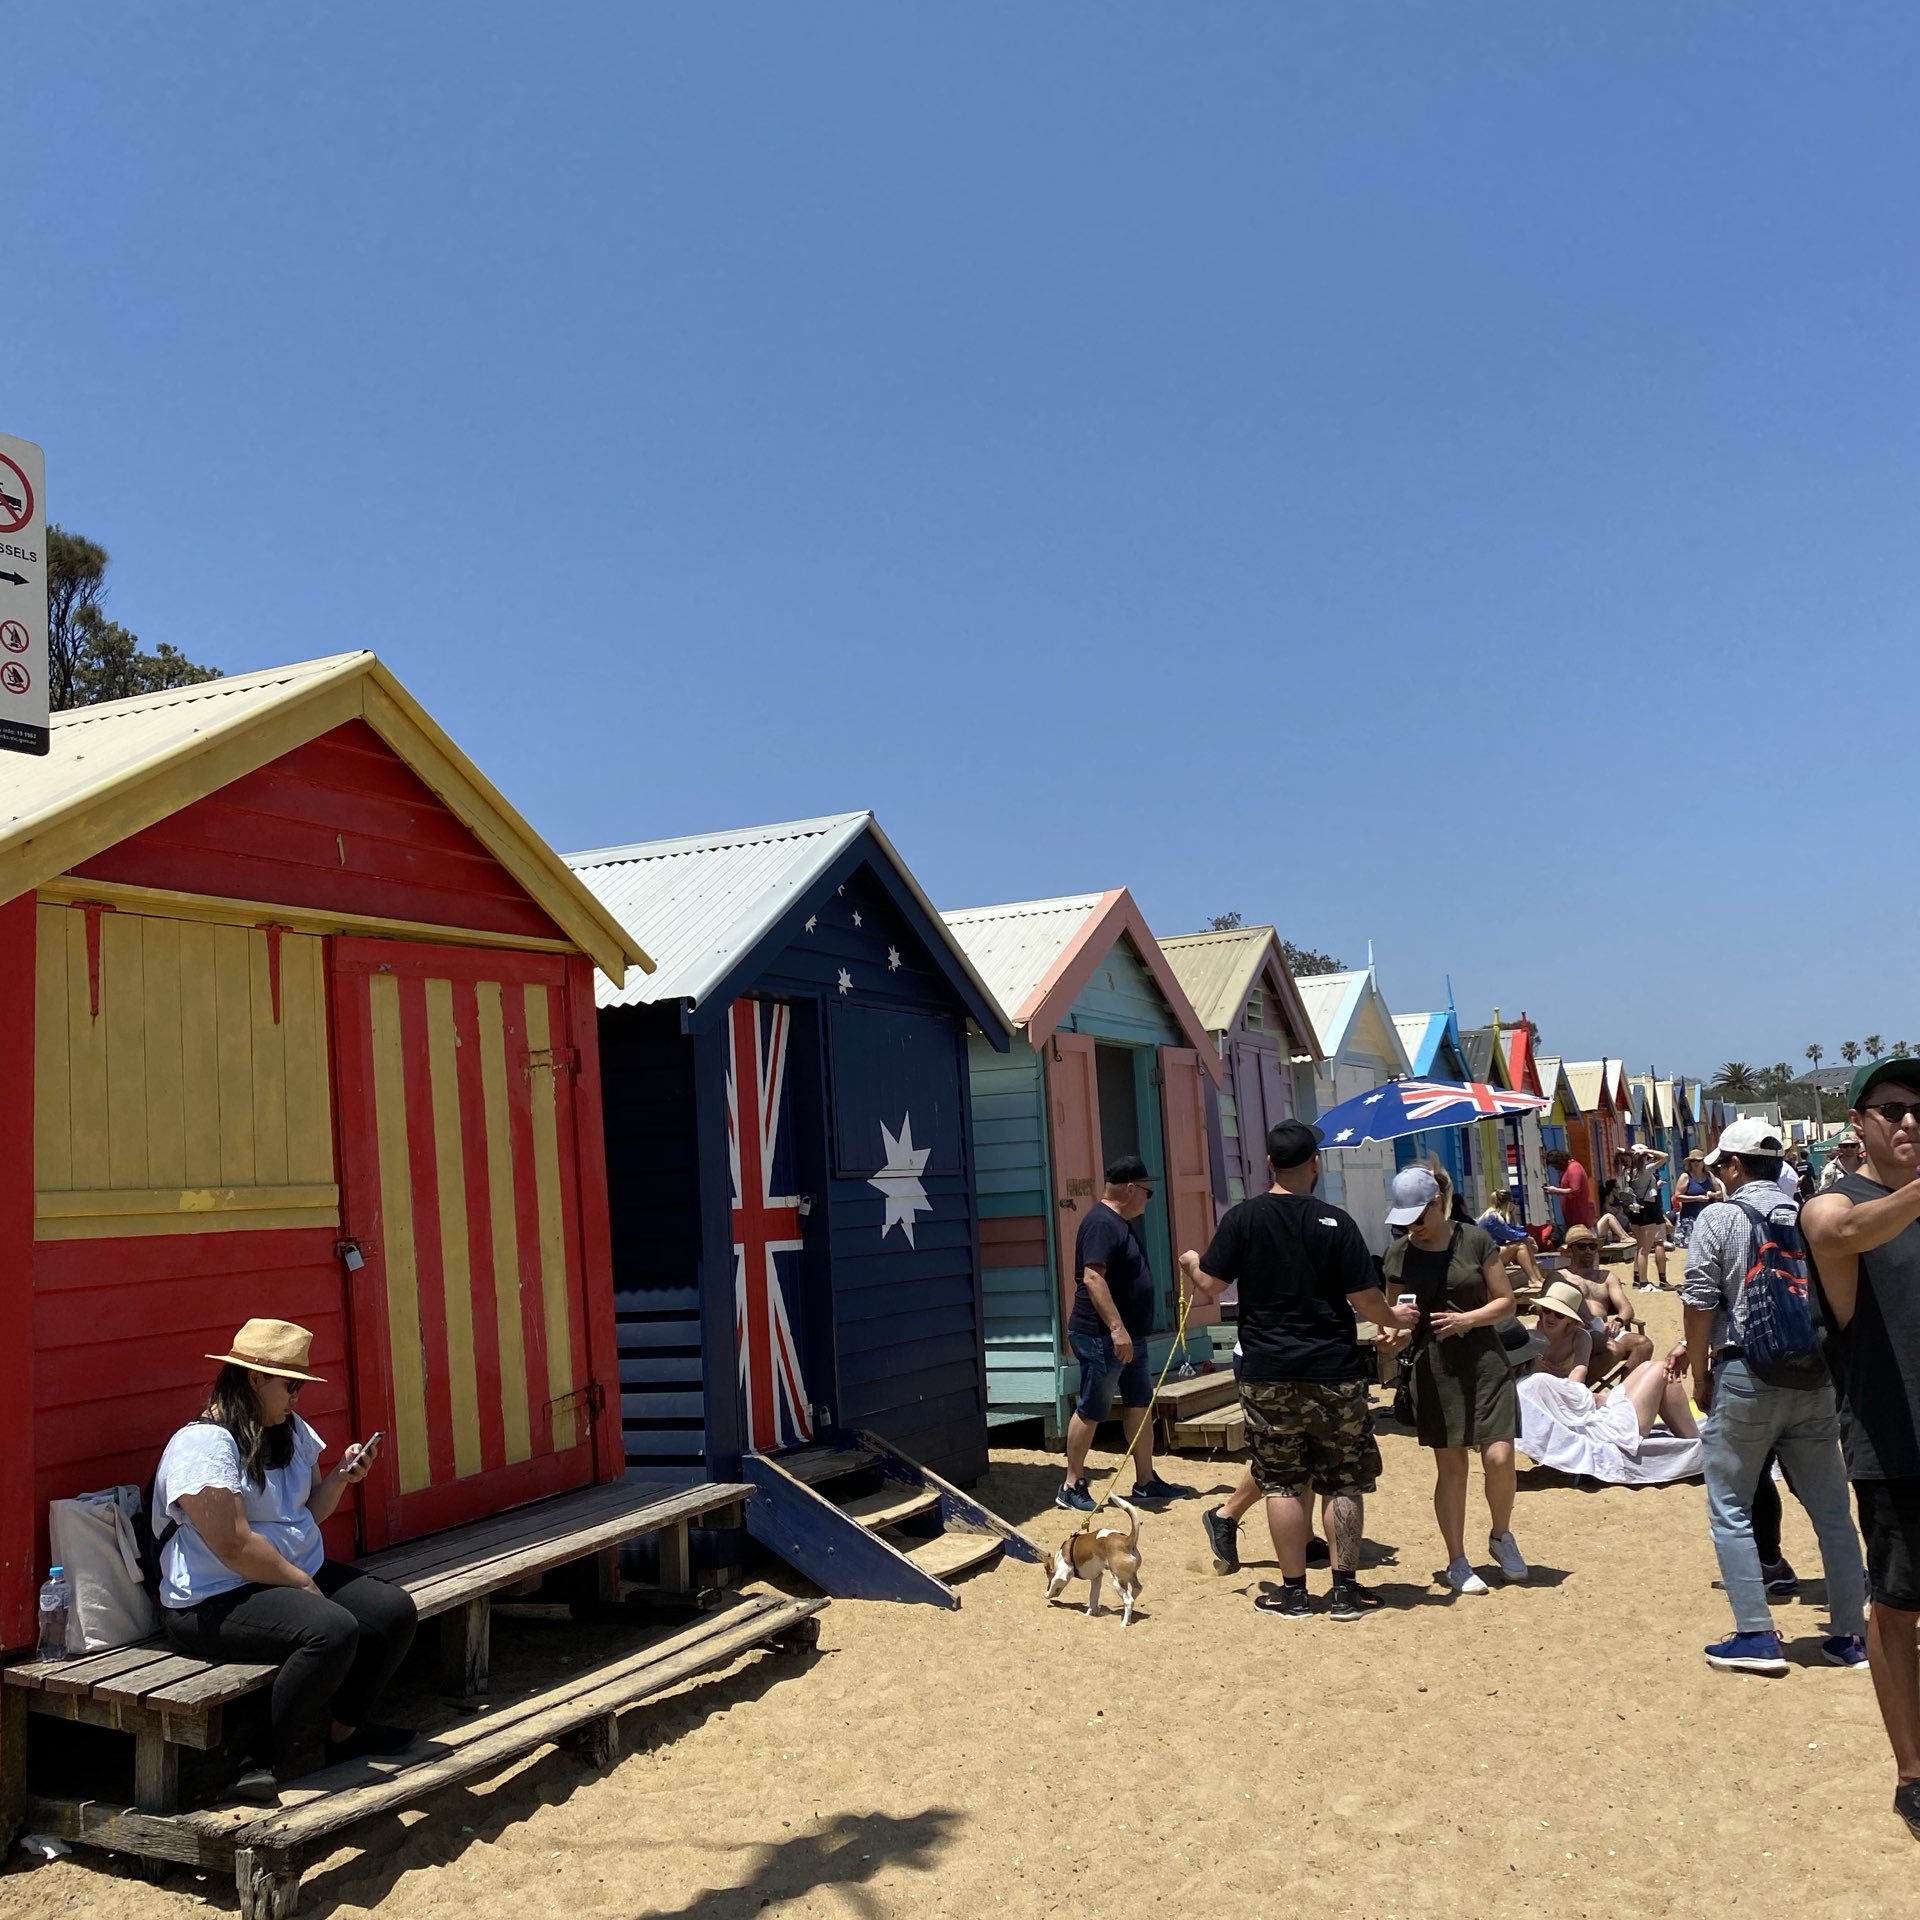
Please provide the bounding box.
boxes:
[1054,1478,1096,1513]
[1705,1630,1789,1675]
[1822,1635,1870,1670]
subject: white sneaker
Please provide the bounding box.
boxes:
[1445,1558,1490,1596]
[1489,1531,1529,1583]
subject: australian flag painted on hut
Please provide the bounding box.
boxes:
[565,815,1011,1486]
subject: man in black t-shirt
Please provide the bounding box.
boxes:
[1181,1120,1416,1622]
[1056,1154,1185,1511]
[1802,1061,1920,1838]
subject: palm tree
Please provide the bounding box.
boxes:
[1806,1043,1824,1072]
[1807,1043,1826,1127]
[1866,1034,1884,1059]
[1715,1062,1760,1099]
[1842,1040,1862,1066]
[1896,1041,1914,1059]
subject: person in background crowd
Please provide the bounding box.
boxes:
[1681,1119,1866,1678]
[1557,1228,1654,1375]
[1381,1164,1527,1595]
[1780,1148,1810,1202]
[1801,1062,1920,1837]
[1182,1121,1417,1622]
[1596,1181,1635,1247]
[1672,1150,1725,1248]
[1820,1130,1867,1192]
[1544,1148,1596,1233]
[1476,1188,1551,1293]
[1056,1155,1186,1511]
[1617,1146,1672,1291]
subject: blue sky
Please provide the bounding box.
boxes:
[11,6,1916,1074]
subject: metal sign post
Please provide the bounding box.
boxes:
[0,431,49,756]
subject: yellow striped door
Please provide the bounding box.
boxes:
[332,939,595,1546]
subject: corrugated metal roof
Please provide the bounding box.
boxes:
[0,651,646,978]
[940,894,1105,1026]
[567,813,867,1008]
[1392,1011,1444,1074]
[1160,927,1268,1034]
[567,812,1007,1032]
[2,654,366,845]
[1294,970,1368,1057]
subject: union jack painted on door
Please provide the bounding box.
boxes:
[727,997,813,1452]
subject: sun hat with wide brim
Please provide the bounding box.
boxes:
[205,1318,326,1383]
[1496,1318,1550,1368]
[1534,1280,1591,1325]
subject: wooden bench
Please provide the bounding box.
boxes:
[2,1478,749,1823]
[22,1590,825,1920]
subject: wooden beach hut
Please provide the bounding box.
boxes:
[1497,1022,1552,1223]
[941,891,1223,1438]
[0,654,653,1652]
[1390,1007,1481,1206]
[1294,968,1413,1255]
[565,816,1036,1606]
[1159,925,1320,1212]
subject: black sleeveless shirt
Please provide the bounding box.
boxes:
[1813,1171,1920,1481]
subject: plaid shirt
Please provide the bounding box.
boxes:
[1681,1180,1797,1355]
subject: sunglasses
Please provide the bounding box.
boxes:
[1862,1102,1920,1128]
[1129,1181,1155,1197]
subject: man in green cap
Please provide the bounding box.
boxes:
[1802,1059,1920,1839]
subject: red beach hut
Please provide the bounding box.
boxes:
[0,654,649,1650]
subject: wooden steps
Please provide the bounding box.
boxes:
[745,1429,1042,1607]
[905,1532,1006,1582]
[1168,1403,1246,1454]
[23,1592,825,1920]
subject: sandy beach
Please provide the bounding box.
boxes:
[4,1288,1912,1920]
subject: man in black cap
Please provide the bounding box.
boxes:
[1802,1059,1920,1836]
[1180,1120,1416,1621]
[1056,1153,1186,1511]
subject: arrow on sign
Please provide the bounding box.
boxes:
[0,572,27,587]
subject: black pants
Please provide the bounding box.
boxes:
[1751,1450,1796,1566]
[162,1561,418,1772]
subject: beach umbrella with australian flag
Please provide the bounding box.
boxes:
[1313,1077,1552,1148]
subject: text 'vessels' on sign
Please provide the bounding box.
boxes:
[0,432,48,757]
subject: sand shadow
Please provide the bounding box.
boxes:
[629,1806,965,1918]
[180,1638,833,1919]
[980,1457,1243,1529]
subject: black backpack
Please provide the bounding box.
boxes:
[133,1477,179,1600]
[1731,1197,1827,1390]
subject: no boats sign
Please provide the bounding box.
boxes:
[0,430,48,756]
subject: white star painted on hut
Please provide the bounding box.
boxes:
[886,946,902,972]
[836,968,852,995]
[852,911,863,928]
[870,1114,933,1247]
[805,915,818,934]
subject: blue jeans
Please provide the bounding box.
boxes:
[1069,1328,1151,1421]
[1701,1358,1866,1636]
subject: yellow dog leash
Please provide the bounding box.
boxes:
[1077,1281,1197,1532]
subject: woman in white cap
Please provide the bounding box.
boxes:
[151,1319,418,1799]
[1381,1164,1527,1595]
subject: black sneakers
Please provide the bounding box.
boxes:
[1896,1781,1920,1840]
[1202,1506,1240,1574]
[1256,1582,1313,1620]
[1329,1578,1384,1622]
[1055,1478,1096,1513]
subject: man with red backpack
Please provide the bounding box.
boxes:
[1680,1117,1867,1677]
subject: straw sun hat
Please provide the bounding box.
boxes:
[1534,1281,1591,1325]
[205,1318,326,1383]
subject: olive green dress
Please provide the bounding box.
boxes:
[1382,1223,1518,1449]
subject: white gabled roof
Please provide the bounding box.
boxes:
[940,893,1106,1025]
[568,812,1005,1035]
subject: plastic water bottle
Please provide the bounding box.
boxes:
[36,1566,71,1663]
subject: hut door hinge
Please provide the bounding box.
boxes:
[523,1046,581,1076]
[549,1380,604,1424]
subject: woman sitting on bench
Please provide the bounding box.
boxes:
[152,1318,419,1798]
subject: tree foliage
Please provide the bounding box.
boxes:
[1865,1034,1885,1059]
[48,525,219,710]
[1713,1062,1760,1099]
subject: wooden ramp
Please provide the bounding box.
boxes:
[746,1429,1041,1607]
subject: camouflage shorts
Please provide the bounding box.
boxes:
[1241,1377,1381,1498]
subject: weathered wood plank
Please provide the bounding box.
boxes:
[24,1792,247,1868]
[2,1684,26,1851]
[93,1655,229,1709]
[232,1596,826,1850]
[904,1532,1002,1582]
[438,1599,490,1698]
[134,1730,181,1815]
